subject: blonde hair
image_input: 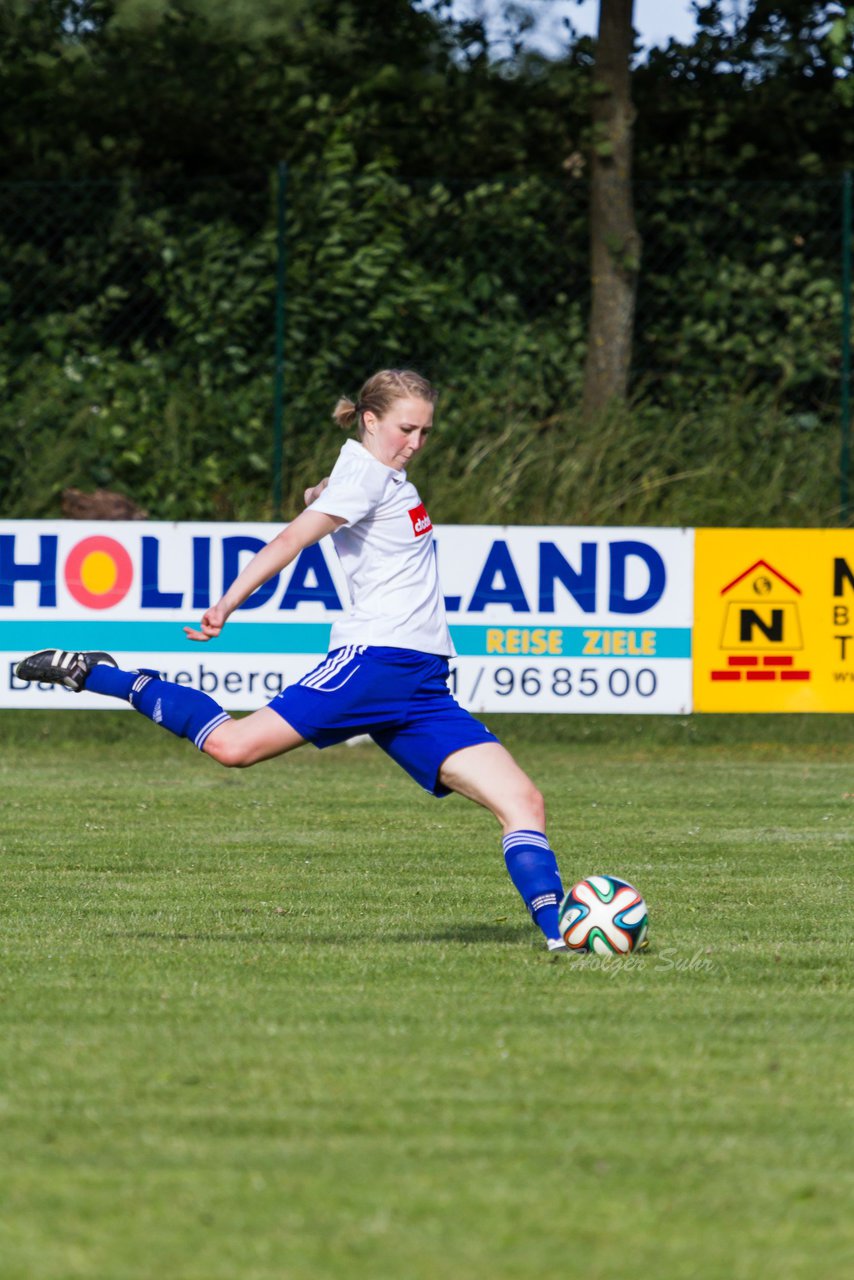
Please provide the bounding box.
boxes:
[332,369,437,436]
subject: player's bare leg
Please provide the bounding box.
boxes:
[438,741,545,833]
[203,707,306,768]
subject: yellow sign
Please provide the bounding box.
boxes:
[694,529,854,712]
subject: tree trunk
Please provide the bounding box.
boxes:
[581,0,641,420]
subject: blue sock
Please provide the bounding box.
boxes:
[84,664,230,751]
[503,830,564,943]
[84,664,137,701]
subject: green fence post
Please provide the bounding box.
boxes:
[272,161,287,519]
[842,170,852,525]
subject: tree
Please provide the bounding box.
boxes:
[634,1,853,180]
[827,2,853,106]
[581,0,640,420]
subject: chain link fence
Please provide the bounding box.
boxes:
[1,170,850,521]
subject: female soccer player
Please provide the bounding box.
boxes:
[16,369,568,952]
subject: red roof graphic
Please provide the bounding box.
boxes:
[720,560,801,596]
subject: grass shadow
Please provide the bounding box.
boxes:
[106,929,283,945]
[390,923,528,946]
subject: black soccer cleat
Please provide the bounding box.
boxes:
[14,649,118,693]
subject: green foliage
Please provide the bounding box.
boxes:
[281,145,589,433]
[635,2,854,181]
[828,6,854,106]
[0,164,848,525]
[634,179,843,407]
[0,2,851,525]
[0,349,273,520]
[1,2,850,186]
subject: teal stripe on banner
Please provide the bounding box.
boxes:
[0,621,333,654]
[1,620,692,658]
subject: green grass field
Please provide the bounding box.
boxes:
[1,710,852,1280]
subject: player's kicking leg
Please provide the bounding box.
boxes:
[14,649,304,766]
[438,741,568,953]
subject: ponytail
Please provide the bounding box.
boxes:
[332,397,359,431]
[332,370,437,439]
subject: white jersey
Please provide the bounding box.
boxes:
[309,439,454,657]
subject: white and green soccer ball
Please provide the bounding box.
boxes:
[558,875,649,955]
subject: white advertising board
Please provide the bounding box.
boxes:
[0,522,694,713]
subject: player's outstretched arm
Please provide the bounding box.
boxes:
[184,508,344,642]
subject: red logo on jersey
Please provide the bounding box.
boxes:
[408,503,433,537]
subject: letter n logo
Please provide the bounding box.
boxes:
[739,608,783,643]
[721,600,802,650]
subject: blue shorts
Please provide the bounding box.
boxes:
[267,646,498,796]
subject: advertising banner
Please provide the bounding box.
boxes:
[0,521,694,714]
[693,528,854,712]
[437,525,693,714]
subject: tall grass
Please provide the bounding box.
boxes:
[390,393,844,528]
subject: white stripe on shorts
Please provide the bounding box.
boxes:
[300,645,356,688]
[301,645,365,691]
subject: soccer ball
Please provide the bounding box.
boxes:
[558,875,648,955]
